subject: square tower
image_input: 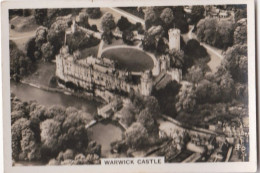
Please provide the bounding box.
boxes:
[168,28,181,51]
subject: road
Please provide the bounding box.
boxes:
[9,28,36,40]
[185,25,223,73]
[9,33,35,40]
[108,7,145,26]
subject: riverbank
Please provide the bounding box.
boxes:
[19,79,106,104]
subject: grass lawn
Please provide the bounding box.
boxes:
[10,16,39,32]
[102,47,154,72]
[9,15,39,52]
[23,61,56,87]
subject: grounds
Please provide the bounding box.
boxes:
[102,47,154,72]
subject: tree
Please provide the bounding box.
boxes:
[215,19,235,49]
[122,30,134,45]
[235,83,248,103]
[195,79,221,104]
[144,96,160,118]
[235,8,247,22]
[35,26,48,49]
[169,50,185,69]
[10,41,33,80]
[101,12,116,31]
[11,118,31,160]
[172,6,189,33]
[125,122,148,149]
[61,111,89,150]
[221,44,248,83]
[86,8,101,19]
[142,25,165,51]
[20,128,40,161]
[117,16,132,31]
[41,42,54,62]
[190,6,205,25]
[40,119,62,151]
[26,38,37,62]
[136,108,158,135]
[11,110,26,125]
[184,39,208,58]
[144,7,158,29]
[101,30,113,44]
[218,72,235,102]
[197,18,234,49]
[152,81,181,117]
[76,12,90,28]
[63,149,74,160]
[176,83,196,113]
[197,18,217,44]
[47,19,68,55]
[234,18,247,45]
[34,9,47,25]
[160,8,174,27]
[186,66,204,85]
[47,105,66,122]
[118,107,135,127]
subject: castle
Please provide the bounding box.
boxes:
[55,21,182,99]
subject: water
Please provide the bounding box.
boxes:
[10,81,99,114]
[11,82,124,159]
[89,120,124,157]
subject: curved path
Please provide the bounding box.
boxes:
[108,7,145,26]
[185,25,224,73]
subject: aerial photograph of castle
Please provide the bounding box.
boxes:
[8,4,249,165]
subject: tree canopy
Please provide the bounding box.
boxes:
[101,12,116,31]
[125,122,149,149]
[190,6,205,25]
[196,18,235,49]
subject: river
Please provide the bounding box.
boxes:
[11,81,99,114]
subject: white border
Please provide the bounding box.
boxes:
[1,0,257,172]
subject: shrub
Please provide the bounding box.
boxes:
[63,149,74,160]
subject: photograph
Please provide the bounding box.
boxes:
[1,0,257,172]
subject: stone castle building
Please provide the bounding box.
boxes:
[55,21,182,98]
[169,28,181,51]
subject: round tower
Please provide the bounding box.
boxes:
[140,70,153,96]
[168,28,181,51]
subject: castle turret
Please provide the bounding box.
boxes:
[140,70,153,96]
[168,28,180,51]
[71,20,77,33]
[56,46,70,81]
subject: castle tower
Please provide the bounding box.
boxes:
[140,70,153,96]
[71,20,77,33]
[168,28,180,51]
[152,59,160,76]
[56,46,70,80]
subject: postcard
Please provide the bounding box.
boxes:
[1,0,257,172]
